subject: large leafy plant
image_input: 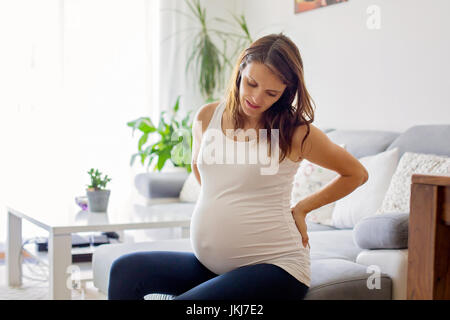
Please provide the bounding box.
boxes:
[127,96,193,172]
[176,0,253,102]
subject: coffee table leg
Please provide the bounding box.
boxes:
[48,232,72,300]
[7,210,22,287]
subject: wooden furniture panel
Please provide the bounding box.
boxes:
[407,174,450,300]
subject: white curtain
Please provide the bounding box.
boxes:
[0,0,160,241]
[0,0,65,240]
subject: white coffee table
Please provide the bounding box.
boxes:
[5,195,192,300]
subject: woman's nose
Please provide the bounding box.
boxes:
[251,92,264,106]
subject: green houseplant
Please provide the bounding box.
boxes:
[127,96,193,173]
[176,0,253,102]
[86,168,112,213]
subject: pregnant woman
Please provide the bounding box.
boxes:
[108,33,368,300]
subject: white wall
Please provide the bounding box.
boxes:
[239,0,450,131]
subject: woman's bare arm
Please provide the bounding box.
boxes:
[191,102,220,186]
[292,125,369,214]
[191,109,203,186]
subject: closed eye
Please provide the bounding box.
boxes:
[246,80,277,97]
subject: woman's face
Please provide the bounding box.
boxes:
[239,61,287,122]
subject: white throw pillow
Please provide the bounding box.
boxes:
[179,172,201,202]
[290,144,346,226]
[375,151,450,215]
[331,148,400,229]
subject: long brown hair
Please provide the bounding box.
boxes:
[224,33,315,163]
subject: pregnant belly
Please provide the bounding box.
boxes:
[190,202,302,274]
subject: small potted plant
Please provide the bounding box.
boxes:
[86,168,112,213]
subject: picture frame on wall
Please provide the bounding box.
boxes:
[295,0,348,14]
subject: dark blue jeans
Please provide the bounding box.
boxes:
[107,251,309,300]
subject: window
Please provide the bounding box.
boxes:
[0,0,160,241]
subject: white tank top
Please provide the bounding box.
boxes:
[190,101,311,287]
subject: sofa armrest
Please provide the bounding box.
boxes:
[353,213,409,250]
[356,249,408,300]
[134,171,189,200]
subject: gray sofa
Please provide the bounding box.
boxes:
[92,124,450,300]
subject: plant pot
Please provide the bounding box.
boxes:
[86,189,111,213]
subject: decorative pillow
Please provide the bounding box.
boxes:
[375,152,450,215]
[331,148,400,229]
[179,172,201,202]
[290,144,346,226]
[353,213,409,249]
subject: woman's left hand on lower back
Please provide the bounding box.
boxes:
[291,207,310,249]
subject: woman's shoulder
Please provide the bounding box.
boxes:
[193,100,221,133]
[291,123,322,159]
[194,101,220,121]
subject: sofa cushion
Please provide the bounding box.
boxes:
[307,221,338,232]
[322,128,336,134]
[309,230,363,261]
[376,152,450,215]
[327,130,400,159]
[305,259,392,300]
[356,249,408,300]
[387,124,450,158]
[353,213,409,249]
[135,171,188,199]
[331,148,399,229]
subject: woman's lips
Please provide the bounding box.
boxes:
[246,99,261,109]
